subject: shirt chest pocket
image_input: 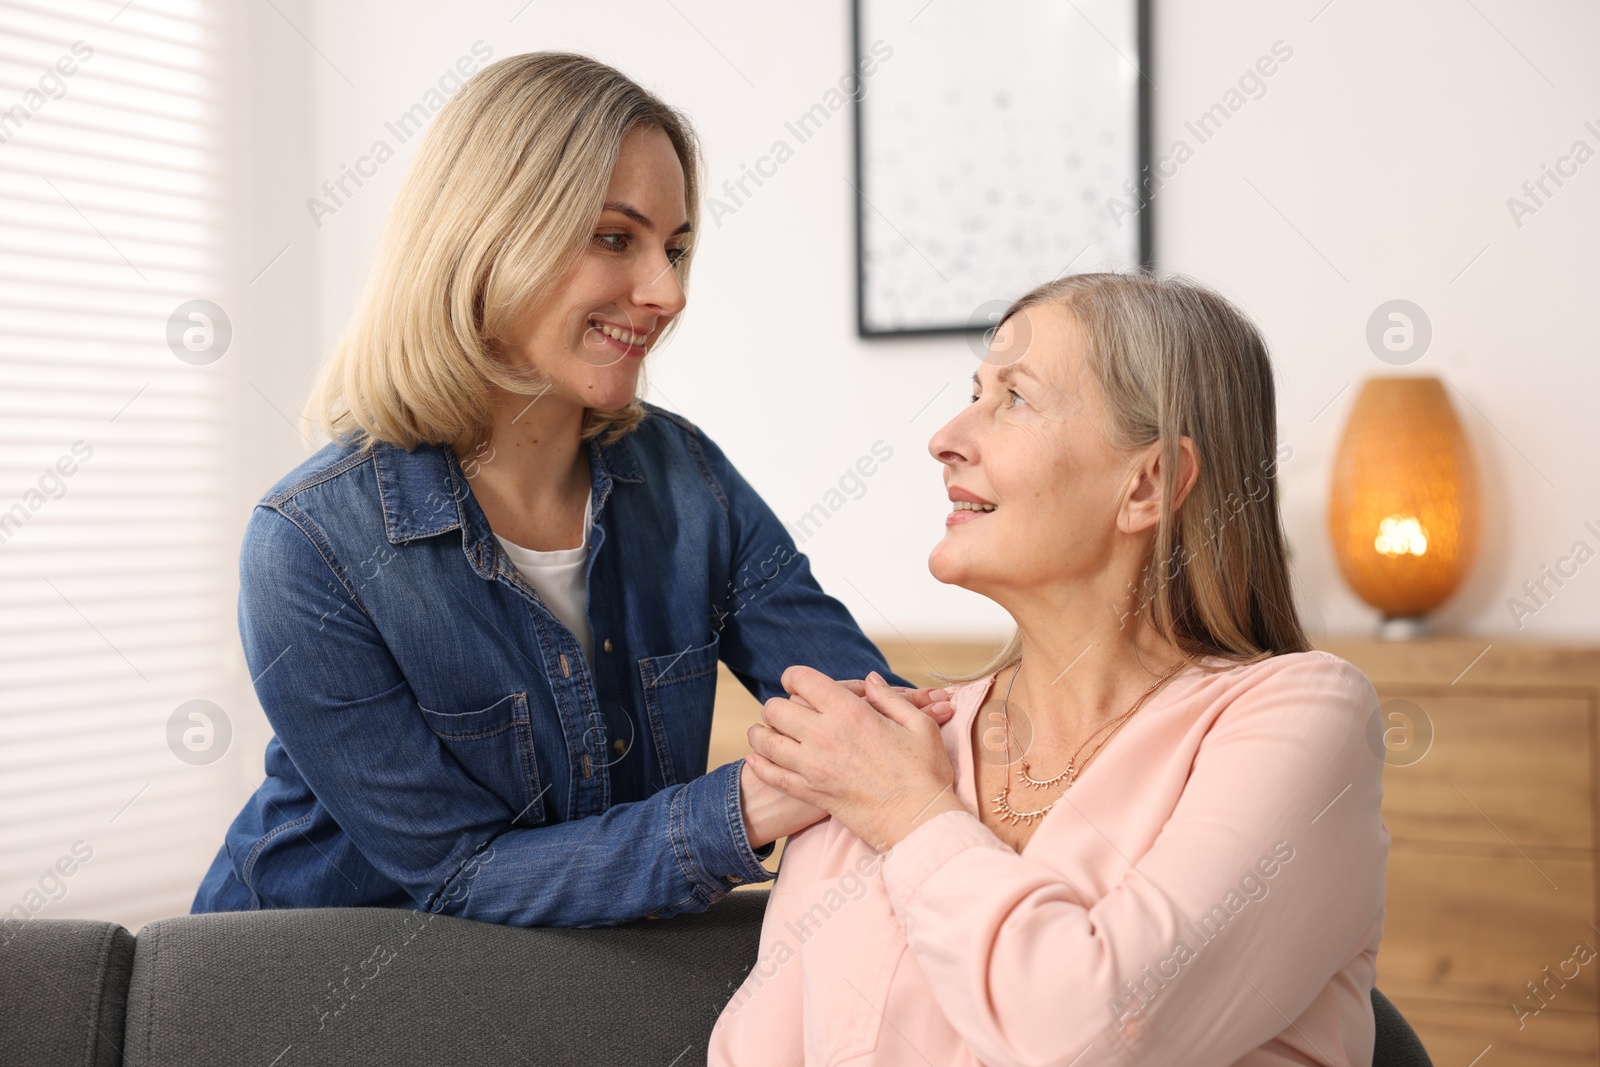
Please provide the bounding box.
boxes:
[637,634,721,787]
[416,692,547,826]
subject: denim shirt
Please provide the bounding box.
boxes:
[191,404,909,927]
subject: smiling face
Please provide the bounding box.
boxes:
[927,302,1152,602]
[497,124,691,412]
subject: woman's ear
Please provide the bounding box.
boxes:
[1118,436,1200,534]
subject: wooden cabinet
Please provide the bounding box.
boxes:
[1316,637,1600,1065]
[709,635,1600,1063]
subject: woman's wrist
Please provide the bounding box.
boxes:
[872,787,966,853]
[739,759,826,848]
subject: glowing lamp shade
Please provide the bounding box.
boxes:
[1328,377,1479,633]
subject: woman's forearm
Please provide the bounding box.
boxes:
[739,759,828,848]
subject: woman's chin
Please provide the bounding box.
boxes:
[928,544,976,589]
[589,390,639,413]
[576,372,643,412]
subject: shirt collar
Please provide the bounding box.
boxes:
[372,432,643,547]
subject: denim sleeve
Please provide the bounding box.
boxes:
[689,432,914,702]
[241,505,774,928]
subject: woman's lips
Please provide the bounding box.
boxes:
[594,330,647,358]
[585,318,649,359]
[945,505,995,527]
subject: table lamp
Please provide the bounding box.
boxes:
[1328,376,1480,639]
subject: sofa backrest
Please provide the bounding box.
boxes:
[0,917,134,1067]
[120,891,765,1067]
[3,891,1431,1066]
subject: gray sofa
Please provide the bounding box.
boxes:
[1,890,1430,1065]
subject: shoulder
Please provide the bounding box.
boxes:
[1190,650,1379,746]
[637,399,705,439]
[242,440,397,574]
[1203,649,1374,703]
[625,402,744,508]
[630,402,731,470]
[257,439,376,509]
[779,813,895,893]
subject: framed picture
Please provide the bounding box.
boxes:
[852,0,1151,337]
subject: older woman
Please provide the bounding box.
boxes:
[711,273,1388,1065]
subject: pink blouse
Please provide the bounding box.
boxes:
[709,650,1389,1067]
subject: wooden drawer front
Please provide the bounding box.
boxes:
[1377,693,1593,851]
[1393,997,1598,1067]
[1379,851,1595,1008]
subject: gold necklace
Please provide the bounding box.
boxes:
[1017,686,1129,790]
[990,655,1192,827]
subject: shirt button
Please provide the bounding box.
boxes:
[603,638,614,653]
[612,738,626,754]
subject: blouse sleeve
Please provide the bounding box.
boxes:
[879,653,1388,1067]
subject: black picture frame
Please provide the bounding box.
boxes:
[851,0,1152,339]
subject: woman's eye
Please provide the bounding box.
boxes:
[593,232,630,253]
[1007,389,1027,408]
[666,245,689,265]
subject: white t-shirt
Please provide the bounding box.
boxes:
[494,493,594,664]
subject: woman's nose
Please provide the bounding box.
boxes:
[637,253,687,317]
[928,404,973,467]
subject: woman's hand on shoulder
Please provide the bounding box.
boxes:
[837,678,955,725]
[736,680,951,849]
[747,669,963,853]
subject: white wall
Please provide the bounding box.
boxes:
[1151,0,1600,639]
[251,0,1600,644]
[221,0,320,802]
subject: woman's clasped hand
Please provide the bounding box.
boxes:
[748,668,965,853]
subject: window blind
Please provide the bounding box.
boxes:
[0,0,234,932]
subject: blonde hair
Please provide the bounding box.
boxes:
[956,271,1309,682]
[307,52,702,451]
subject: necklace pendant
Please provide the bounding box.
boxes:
[991,785,1055,826]
[991,654,1192,833]
[1020,758,1074,790]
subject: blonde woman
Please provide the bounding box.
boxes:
[191,53,947,927]
[712,274,1389,1065]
